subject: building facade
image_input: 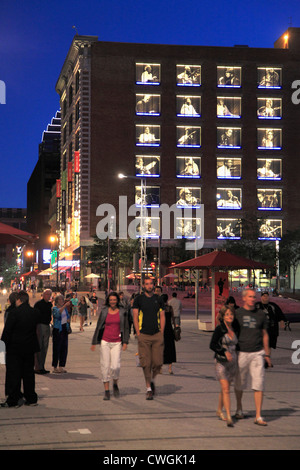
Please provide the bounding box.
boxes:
[55,29,300,283]
[27,111,61,270]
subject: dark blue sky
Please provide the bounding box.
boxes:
[1,0,299,208]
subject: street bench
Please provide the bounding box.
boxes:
[284,313,300,331]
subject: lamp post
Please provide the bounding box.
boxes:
[118,173,147,291]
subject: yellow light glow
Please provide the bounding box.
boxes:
[284,34,288,41]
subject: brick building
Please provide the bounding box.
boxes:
[55,29,300,283]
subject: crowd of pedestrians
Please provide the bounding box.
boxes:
[0,281,286,423]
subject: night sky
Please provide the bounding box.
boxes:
[1,0,299,208]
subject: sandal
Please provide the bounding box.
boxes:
[234,410,245,419]
[216,410,227,421]
[254,417,267,426]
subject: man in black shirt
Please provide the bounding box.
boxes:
[133,278,165,400]
[34,289,52,374]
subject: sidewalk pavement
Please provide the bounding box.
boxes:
[0,290,299,452]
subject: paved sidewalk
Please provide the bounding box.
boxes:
[0,290,299,451]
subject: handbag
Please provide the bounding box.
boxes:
[173,326,181,341]
[215,336,228,363]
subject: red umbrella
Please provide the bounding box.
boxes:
[170,250,272,270]
[0,222,38,244]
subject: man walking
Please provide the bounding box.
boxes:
[256,291,286,358]
[34,289,52,374]
[1,290,40,407]
[234,289,271,425]
[133,278,165,400]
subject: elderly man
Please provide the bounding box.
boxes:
[34,289,53,374]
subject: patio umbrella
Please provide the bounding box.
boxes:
[85,273,100,278]
[171,250,271,270]
[0,221,38,244]
[163,273,178,278]
[170,250,272,329]
[38,268,56,276]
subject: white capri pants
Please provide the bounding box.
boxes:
[235,349,265,392]
[100,340,122,383]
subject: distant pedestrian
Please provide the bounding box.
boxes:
[168,292,182,326]
[234,289,271,426]
[78,296,88,331]
[51,294,71,374]
[1,290,40,407]
[210,305,238,427]
[256,291,286,357]
[225,296,239,310]
[161,294,176,375]
[71,293,79,323]
[34,289,53,375]
[90,292,98,316]
[91,292,129,400]
[132,278,165,400]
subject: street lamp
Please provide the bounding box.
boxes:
[118,173,147,290]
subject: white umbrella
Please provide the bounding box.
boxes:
[85,273,100,279]
[163,273,178,278]
[38,268,56,276]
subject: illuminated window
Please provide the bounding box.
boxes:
[136,94,161,116]
[217,218,241,239]
[136,63,161,85]
[217,157,241,179]
[135,186,160,207]
[217,188,242,210]
[176,65,201,87]
[176,187,201,208]
[176,217,201,239]
[135,155,160,177]
[177,126,201,147]
[257,158,282,180]
[258,219,282,240]
[217,97,241,118]
[176,156,201,178]
[177,96,201,117]
[136,125,160,146]
[135,217,160,239]
[217,127,241,149]
[257,98,282,119]
[257,128,282,149]
[257,189,282,210]
[257,67,282,89]
[217,66,241,88]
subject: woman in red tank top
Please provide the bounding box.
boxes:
[91,292,129,400]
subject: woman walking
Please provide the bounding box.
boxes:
[209,305,238,427]
[78,296,88,331]
[162,294,176,374]
[91,292,129,400]
[51,294,71,374]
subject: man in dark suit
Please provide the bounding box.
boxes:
[1,290,40,407]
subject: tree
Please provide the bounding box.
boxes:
[280,229,300,293]
[0,260,19,288]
